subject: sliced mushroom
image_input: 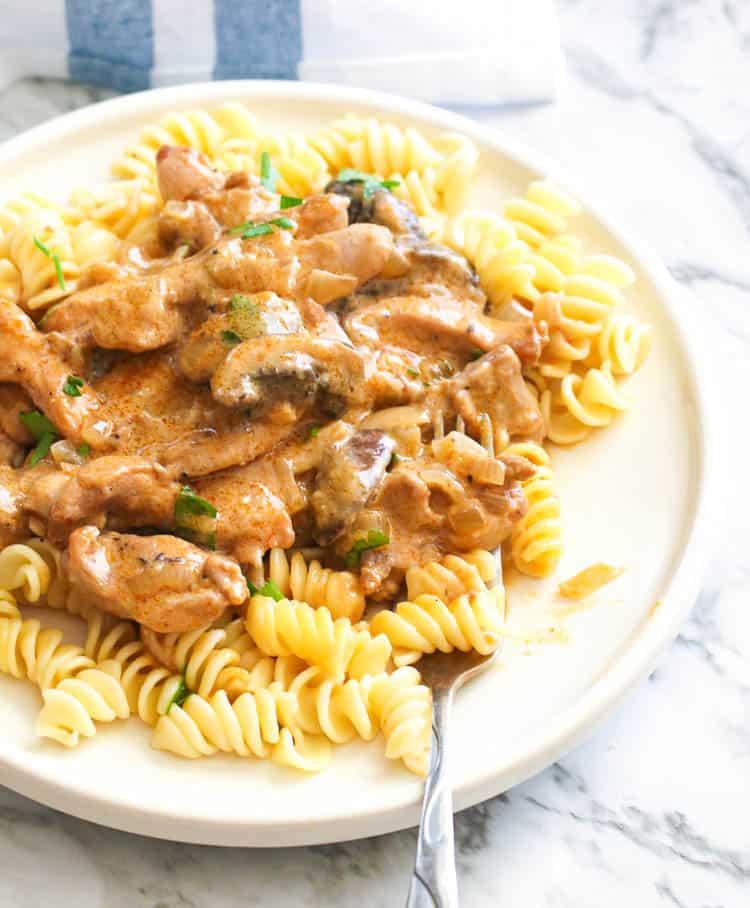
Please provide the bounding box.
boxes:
[178,292,304,383]
[211,335,367,413]
[310,429,396,545]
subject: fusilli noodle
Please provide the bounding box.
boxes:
[246,595,391,682]
[266,547,365,621]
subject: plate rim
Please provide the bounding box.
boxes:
[0,79,717,846]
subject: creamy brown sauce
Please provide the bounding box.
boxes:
[0,145,548,630]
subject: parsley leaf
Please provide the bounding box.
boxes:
[406,367,419,378]
[229,294,258,312]
[248,578,284,601]
[33,235,66,290]
[62,374,84,397]
[221,329,242,346]
[28,431,56,466]
[20,410,57,440]
[174,486,218,548]
[260,151,280,193]
[337,168,401,200]
[345,529,390,569]
[469,348,483,361]
[268,216,294,230]
[166,675,191,712]
[175,486,217,522]
[309,426,320,438]
[280,195,302,209]
[77,443,90,459]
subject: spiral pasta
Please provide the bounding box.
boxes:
[368,667,432,776]
[0,542,52,603]
[591,314,652,375]
[504,180,581,248]
[369,587,506,667]
[6,210,79,309]
[542,360,631,445]
[504,442,562,578]
[64,179,159,245]
[36,667,131,747]
[405,550,497,602]
[443,211,538,310]
[0,258,20,303]
[309,117,444,175]
[150,685,330,771]
[112,108,226,185]
[266,547,365,621]
[246,595,391,682]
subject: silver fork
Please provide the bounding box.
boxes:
[406,414,505,908]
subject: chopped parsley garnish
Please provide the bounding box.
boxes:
[221,329,242,346]
[268,216,294,230]
[345,529,390,569]
[20,410,57,439]
[337,168,401,200]
[469,348,483,361]
[166,675,191,712]
[230,294,258,312]
[28,431,56,466]
[389,451,400,468]
[260,151,280,193]
[33,235,66,291]
[62,374,84,397]
[248,578,284,601]
[174,486,218,549]
[280,195,302,209]
[406,367,419,378]
[77,443,90,459]
[309,425,320,438]
[20,410,59,466]
[234,222,274,239]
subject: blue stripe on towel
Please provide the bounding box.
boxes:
[213,0,302,81]
[65,0,154,92]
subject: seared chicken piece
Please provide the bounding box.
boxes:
[0,305,98,441]
[0,384,34,444]
[44,455,180,543]
[156,145,225,202]
[65,526,247,633]
[193,473,294,567]
[344,295,546,369]
[92,355,293,476]
[42,223,393,353]
[311,429,395,545]
[434,345,545,443]
[358,446,528,598]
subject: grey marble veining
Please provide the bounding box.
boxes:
[0,1,748,905]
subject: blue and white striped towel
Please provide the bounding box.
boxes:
[0,0,560,105]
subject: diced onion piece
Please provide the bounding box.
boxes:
[558,564,624,600]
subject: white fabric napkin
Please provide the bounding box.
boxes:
[0,0,560,105]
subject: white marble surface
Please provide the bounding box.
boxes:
[0,1,747,905]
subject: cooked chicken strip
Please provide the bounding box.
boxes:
[45,455,180,544]
[193,474,294,567]
[0,384,33,444]
[433,345,545,443]
[42,223,393,353]
[0,305,99,440]
[344,294,546,369]
[65,526,247,633]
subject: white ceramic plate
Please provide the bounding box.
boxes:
[0,82,714,847]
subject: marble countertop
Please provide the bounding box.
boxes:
[0,1,747,905]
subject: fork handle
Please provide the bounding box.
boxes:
[406,687,459,908]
